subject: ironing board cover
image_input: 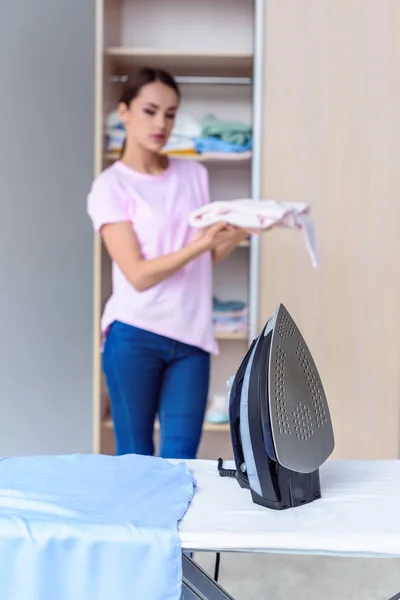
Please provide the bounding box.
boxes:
[179,459,400,557]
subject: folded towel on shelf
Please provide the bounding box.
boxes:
[162,136,197,154]
[213,311,248,325]
[103,110,253,157]
[214,321,248,334]
[213,298,247,313]
[162,147,199,157]
[105,110,125,154]
[214,308,248,323]
[189,199,318,268]
[193,150,252,161]
[214,310,248,322]
[212,297,248,334]
[172,113,202,138]
[162,113,201,154]
[105,111,203,156]
[201,115,252,146]
[214,314,248,325]
[206,393,230,425]
[194,137,252,154]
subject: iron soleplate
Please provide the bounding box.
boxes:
[267,304,335,474]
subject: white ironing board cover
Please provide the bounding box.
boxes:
[178,459,400,558]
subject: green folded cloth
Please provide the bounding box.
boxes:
[201,115,252,146]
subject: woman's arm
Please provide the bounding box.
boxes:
[101,221,227,292]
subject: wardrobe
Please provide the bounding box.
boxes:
[92,0,400,461]
[94,0,264,459]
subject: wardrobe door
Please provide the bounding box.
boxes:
[0,0,96,454]
[259,0,400,459]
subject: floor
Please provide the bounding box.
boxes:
[195,552,400,600]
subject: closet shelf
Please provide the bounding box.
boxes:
[105,47,253,78]
[104,152,252,164]
[102,418,230,433]
[214,332,248,341]
[202,422,230,432]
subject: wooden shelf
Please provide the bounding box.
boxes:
[214,331,248,341]
[104,152,252,164]
[102,418,229,433]
[202,422,230,432]
[105,47,253,78]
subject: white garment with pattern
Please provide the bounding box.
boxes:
[189,199,318,268]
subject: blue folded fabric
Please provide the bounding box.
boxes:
[213,297,247,312]
[0,453,195,600]
[213,314,248,323]
[193,136,252,154]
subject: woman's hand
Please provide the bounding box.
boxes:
[190,222,234,251]
[210,224,260,263]
[190,223,261,262]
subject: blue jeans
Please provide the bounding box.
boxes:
[103,321,210,459]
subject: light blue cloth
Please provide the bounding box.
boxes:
[193,136,252,154]
[0,453,195,600]
[213,297,247,312]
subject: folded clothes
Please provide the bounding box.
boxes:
[201,115,252,146]
[213,309,248,320]
[162,147,199,157]
[162,114,202,154]
[173,113,202,138]
[103,110,253,157]
[162,136,196,154]
[105,110,125,153]
[212,298,249,334]
[104,111,203,155]
[213,321,248,334]
[190,199,318,268]
[213,298,247,313]
[213,313,247,325]
[206,393,230,425]
[194,137,252,154]
[194,150,252,161]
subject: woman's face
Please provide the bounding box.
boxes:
[118,81,179,153]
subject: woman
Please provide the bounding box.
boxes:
[87,68,249,459]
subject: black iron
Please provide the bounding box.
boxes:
[224,303,335,510]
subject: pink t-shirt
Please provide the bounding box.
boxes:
[87,159,218,355]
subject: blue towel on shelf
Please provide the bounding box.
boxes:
[213,297,247,312]
[194,136,252,154]
[0,453,195,600]
[213,315,248,324]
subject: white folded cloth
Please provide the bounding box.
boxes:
[189,199,318,268]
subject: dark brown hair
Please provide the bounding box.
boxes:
[119,68,180,158]
[119,67,180,107]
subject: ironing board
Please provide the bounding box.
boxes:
[178,459,400,599]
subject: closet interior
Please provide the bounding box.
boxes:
[93,0,263,458]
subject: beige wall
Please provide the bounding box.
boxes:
[260,0,400,459]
